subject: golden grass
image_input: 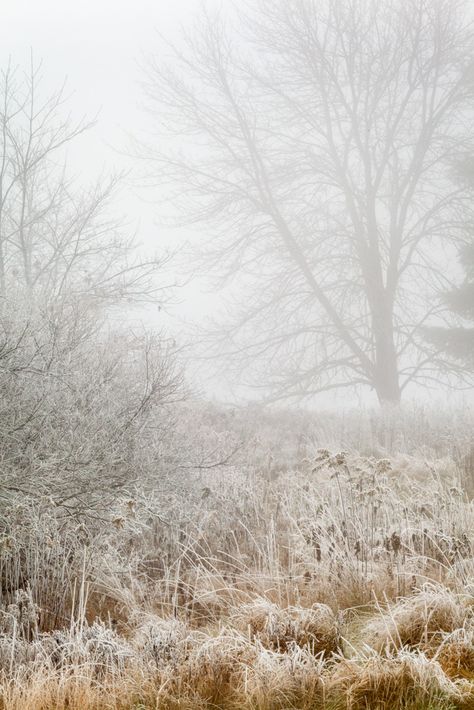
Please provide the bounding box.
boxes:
[0,588,471,709]
[232,598,340,654]
[0,448,473,708]
[328,651,473,710]
[239,645,325,710]
[362,586,471,653]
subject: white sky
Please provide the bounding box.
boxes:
[1,1,471,408]
[0,0,217,318]
[0,0,195,156]
[0,0,229,396]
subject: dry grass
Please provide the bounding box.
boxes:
[174,631,256,706]
[232,598,340,654]
[240,645,325,709]
[362,585,472,652]
[432,628,474,682]
[328,650,473,709]
[0,441,473,708]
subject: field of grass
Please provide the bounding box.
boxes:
[0,408,474,709]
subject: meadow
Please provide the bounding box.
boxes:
[0,405,473,709]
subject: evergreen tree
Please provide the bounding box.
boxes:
[428,242,474,364]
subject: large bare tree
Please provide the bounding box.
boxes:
[142,0,474,405]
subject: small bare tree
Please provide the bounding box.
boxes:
[0,313,184,515]
[142,0,474,404]
[0,59,185,514]
[0,58,166,313]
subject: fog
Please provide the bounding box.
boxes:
[0,1,218,315]
[1,3,474,706]
[2,0,473,408]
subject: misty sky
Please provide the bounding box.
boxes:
[0,0,218,332]
[1,0,192,170]
[1,0,472,408]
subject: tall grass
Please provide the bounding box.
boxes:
[0,408,473,708]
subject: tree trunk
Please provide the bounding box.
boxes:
[374,363,401,405]
[373,308,401,405]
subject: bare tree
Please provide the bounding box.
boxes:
[0,59,186,514]
[0,58,167,314]
[0,311,184,516]
[142,0,474,405]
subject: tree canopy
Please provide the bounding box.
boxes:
[142,0,474,404]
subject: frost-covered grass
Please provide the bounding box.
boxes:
[0,588,473,708]
[0,417,474,708]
